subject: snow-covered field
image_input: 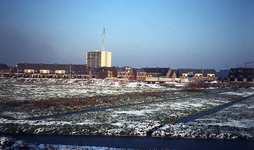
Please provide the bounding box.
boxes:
[0,78,254,141]
[153,92,254,140]
[0,78,186,119]
[0,78,175,102]
[42,91,248,136]
[0,89,251,138]
[3,78,215,120]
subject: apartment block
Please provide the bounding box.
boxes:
[86,50,111,68]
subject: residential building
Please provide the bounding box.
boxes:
[86,50,111,68]
[96,67,117,79]
[96,67,146,81]
[14,63,92,79]
[133,68,146,81]
[0,64,11,77]
[143,67,171,78]
[143,67,216,83]
[217,70,230,82]
[228,68,254,83]
[177,68,216,82]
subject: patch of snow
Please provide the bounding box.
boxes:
[221,91,254,97]
[248,105,254,109]
[189,103,203,107]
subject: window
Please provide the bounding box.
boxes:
[40,70,50,74]
[55,70,65,74]
[24,69,35,73]
[195,74,202,77]
[207,74,215,77]
[182,73,188,77]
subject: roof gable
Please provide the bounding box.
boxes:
[217,70,230,78]
[142,68,169,76]
[0,64,9,70]
[17,63,90,74]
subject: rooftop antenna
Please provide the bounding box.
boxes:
[102,28,105,51]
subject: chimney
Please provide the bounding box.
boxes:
[54,63,57,66]
[25,62,27,65]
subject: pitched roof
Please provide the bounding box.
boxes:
[203,69,217,77]
[96,67,117,77]
[134,68,145,72]
[142,68,169,76]
[216,70,230,78]
[177,68,216,77]
[72,65,90,74]
[177,68,202,77]
[116,67,127,72]
[169,69,177,76]
[0,64,9,70]
[16,63,90,75]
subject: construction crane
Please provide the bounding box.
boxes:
[102,28,105,51]
[225,63,229,70]
[244,61,254,68]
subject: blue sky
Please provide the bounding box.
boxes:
[0,0,254,71]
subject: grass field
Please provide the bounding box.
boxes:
[0,78,254,140]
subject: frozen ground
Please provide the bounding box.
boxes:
[153,92,254,140]
[0,78,193,119]
[0,89,250,137]
[0,78,177,102]
[0,78,254,141]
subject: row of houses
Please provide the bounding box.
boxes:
[0,64,11,77]
[1,63,253,83]
[13,63,93,79]
[227,68,254,83]
[96,67,217,82]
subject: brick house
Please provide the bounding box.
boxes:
[14,63,92,79]
[0,64,11,77]
[96,67,118,79]
[133,68,146,81]
[177,68,216,82]
[228,68,254,83]
[217,70,230,82]
[96,67,146,81]
[143,67,171,78]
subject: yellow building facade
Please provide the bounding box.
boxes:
[86,50,111,68]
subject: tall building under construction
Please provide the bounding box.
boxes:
[86,28,111,68]
[86,50,111,68]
